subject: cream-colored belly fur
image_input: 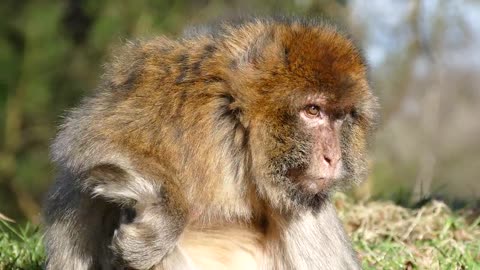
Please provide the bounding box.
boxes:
[179,225,265,270]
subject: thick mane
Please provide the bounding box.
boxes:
[45,16,373,270]
[51,16,375,216]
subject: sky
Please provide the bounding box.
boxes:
[350,0,480,70]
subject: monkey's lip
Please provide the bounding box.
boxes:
[300,176,335,194]
[287,169,338,193]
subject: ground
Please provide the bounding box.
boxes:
[1,195,479,269]
[337,194,480,269]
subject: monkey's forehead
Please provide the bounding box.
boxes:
[272,26,365,83]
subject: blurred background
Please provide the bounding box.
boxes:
[0,0,479,224]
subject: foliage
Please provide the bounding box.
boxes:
[0,221,44,270]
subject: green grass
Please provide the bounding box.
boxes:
[336,195,480,270]
[0,221,44,270]
[1,198,479,269]
[355,239,480,269]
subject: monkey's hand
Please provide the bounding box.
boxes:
[112,200,187,269]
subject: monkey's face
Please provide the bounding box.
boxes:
[241,25,378,210]
[249,88,375,210]
[287,95,349,195]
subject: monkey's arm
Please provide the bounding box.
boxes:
[282,201,360,270]
[84,164,193,269]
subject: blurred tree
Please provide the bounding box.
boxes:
[0,0,348,223]
[355,0,480,205]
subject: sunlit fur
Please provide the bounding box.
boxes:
[44,17,378,270]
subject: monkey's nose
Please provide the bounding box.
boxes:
[323,155,340,168]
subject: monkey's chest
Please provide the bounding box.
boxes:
[179,225,266,270]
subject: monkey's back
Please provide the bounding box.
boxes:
[52,17,360,174]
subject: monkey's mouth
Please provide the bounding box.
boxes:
[300,177,335,194]
[287,168,336,194]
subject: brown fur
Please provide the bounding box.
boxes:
[44,17,378,269]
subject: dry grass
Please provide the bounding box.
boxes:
[336,194,480,269]
[1,197,479,269]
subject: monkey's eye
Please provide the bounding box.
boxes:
[334,110,347,121]
[304,105,322,118]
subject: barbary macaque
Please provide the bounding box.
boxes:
[43,17,378,269]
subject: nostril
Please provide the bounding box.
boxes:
[323,156,332,165]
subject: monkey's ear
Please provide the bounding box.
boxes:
[220,93,249,129]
